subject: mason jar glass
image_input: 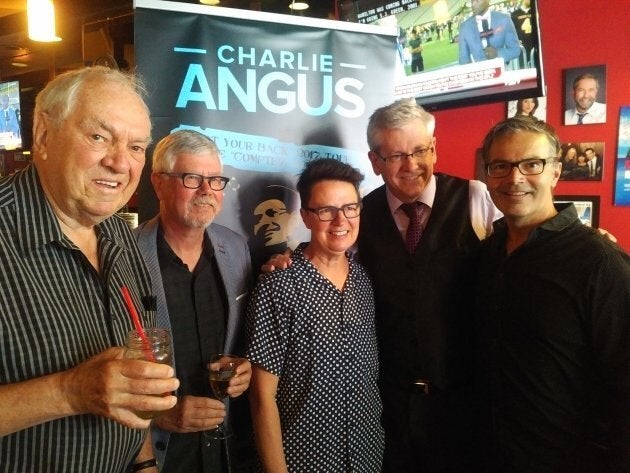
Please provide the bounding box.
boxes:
[123,328,173,419]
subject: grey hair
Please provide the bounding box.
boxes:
[481,116,561,162]
[34,66,150,129]
[152,129,221,173]
[367,98,436,152]
[572,73,599,91]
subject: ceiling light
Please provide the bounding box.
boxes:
[11,62,29,68]
[289,1,309,11]
[27,0,62,42]
[199,0,221,5]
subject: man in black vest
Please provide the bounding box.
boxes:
[263,98,501,472]
[361,98,500,472]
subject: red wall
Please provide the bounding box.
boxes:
[431,0,630,251]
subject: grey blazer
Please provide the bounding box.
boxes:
[134,216,253,471]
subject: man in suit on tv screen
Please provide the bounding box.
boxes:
[458,0,521,66]
[0,94,20,139]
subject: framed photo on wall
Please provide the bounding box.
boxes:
[507,96,547,121]
[563,65,607,125]
[559,141,604,181]
[554,195,600,227]
[614,105,630,206]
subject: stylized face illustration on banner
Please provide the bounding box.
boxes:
[253,198,300,246]
[252,182,301,247]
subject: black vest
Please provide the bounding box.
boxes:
[359,173,481,390]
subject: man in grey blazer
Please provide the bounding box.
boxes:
[134,130,256,473]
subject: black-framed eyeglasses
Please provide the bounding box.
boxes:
[374,146,434,165]
[485,157,557,178]
[160,172,230,190]
[305,202,362,222]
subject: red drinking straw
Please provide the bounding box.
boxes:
[120,285,156,362]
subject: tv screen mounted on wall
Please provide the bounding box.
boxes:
[0,80,23,150]
[340,0,545,110]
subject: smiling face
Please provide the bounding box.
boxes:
[153,151,223,230]
[564,147,577,161]
[520,98,536,115]
[573,77,598,113]
[301,180,360,258]
[368,119,437,204]
[34,78,151,228]
[486,131,561,231]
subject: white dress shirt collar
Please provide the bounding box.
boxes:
[476,10,492,23]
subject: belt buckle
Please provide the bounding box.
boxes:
[413,378,431,395]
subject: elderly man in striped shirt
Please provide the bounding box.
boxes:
[0,67,179,473]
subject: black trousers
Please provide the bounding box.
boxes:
[380,383,481,473]
[411,55,424,73]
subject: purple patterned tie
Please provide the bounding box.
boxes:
[400,202,425,253]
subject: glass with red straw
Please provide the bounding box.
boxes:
[120,286,173,419]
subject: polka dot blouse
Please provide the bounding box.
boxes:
[247,243,384,472]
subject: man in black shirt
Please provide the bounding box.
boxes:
[476,117,630,472]
[511,0,536,67]
[135,130,257,472]
[408,29,424,73]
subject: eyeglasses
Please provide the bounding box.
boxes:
[160,172,230,190]
[374,146,434,165]
[305,203,362,222]
[485,157,557,178]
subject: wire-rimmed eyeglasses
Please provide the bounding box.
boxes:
[160,172,230,190]
[373,146,434,165]
[305,203,362,222]
[485,157,557,178]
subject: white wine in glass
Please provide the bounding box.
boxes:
[204,353,238,442]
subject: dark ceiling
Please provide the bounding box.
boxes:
[0,0,338,86]
[0,0,337,149]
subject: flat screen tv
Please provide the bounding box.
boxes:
[0,80,23,150]
[339,0,545,110]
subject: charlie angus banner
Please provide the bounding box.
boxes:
[135,0,396,269]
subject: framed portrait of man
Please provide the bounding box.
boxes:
[614,105,630,206]
[563,65,607,125]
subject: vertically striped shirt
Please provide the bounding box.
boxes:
[0,165,155,473]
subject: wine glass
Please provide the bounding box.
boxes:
[203,353,238,443]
